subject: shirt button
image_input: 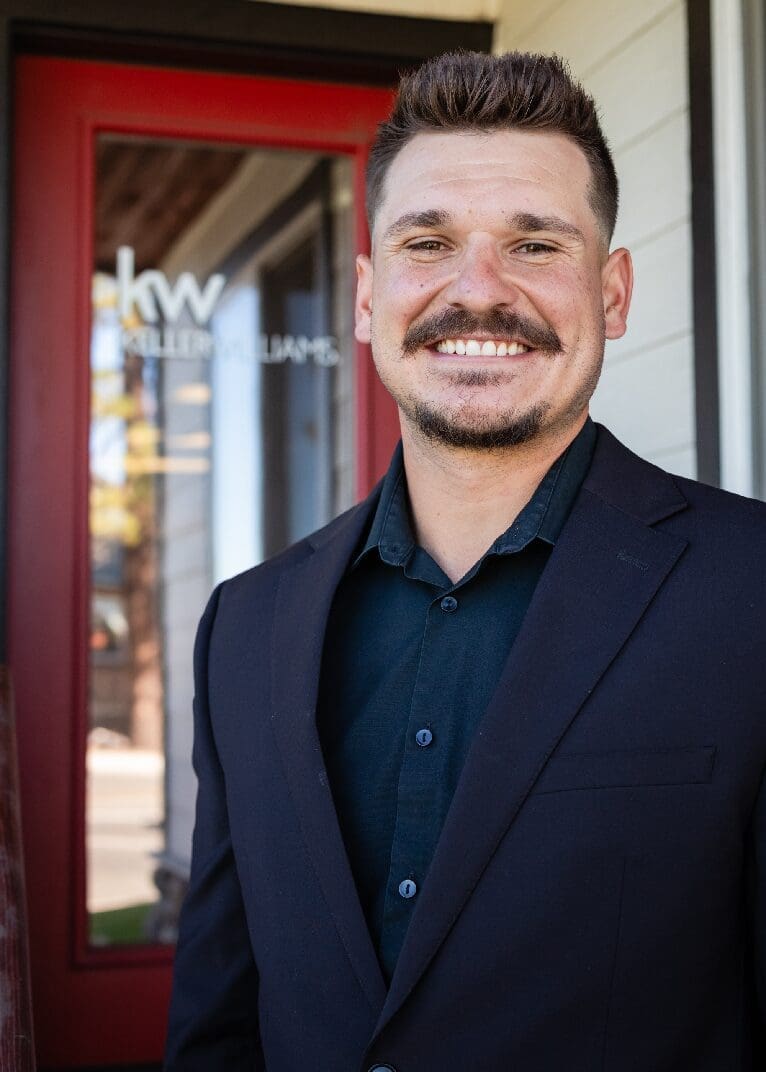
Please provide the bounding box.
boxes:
[398,878,417,899]
[440,595,458,612]
[415,727,433,747]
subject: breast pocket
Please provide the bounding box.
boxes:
[532,745,717,794]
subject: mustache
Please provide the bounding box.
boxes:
[401,308,562,355]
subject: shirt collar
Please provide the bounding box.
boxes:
[354,417,597,570]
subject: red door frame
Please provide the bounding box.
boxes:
[9,55,396,1067]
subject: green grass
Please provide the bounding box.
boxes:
[90,901,153,945]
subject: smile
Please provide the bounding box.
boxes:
[434,339,531,356]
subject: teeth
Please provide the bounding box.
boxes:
[434,339,530,356]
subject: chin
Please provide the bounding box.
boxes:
[409,400,551,450]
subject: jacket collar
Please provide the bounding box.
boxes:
[583,424,688,525]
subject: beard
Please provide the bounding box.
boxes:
[373,305,603,452]
[377,353,604,452]
[409,395,550,449]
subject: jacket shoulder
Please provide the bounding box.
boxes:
[661,474,766,584]
[590,424,766,537]
[670,470,766,515]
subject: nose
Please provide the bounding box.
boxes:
[443,237,519,311]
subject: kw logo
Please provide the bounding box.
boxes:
[115,247,341,366]
[117,246,226,326]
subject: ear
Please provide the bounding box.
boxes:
[355,254,373,345]
[602,247,633,340]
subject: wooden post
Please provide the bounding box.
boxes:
[0,666,35,1071]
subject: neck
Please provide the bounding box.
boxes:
[401,412,588,584]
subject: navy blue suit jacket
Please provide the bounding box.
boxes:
[165,425,766,1070]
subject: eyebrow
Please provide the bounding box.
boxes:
[382,209,450,241]
[510,212,585,242]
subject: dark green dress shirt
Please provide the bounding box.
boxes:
[316,418,597,980]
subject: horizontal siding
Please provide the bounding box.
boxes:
[613,107,689,250]
[587,5,689,151]
[607,220,692,360]
[591,333,695,469]
[496,0,696,475]
[495,0,568,47]
[499,0,674,80]
[648,444,696,476]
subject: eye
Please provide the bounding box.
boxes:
[514,241,555,255]
[406,238,448,252]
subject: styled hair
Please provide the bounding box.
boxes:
[367,50,618,240]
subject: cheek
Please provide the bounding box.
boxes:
[531,269,603,334]
[376,263,449,313]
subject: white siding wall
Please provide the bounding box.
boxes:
[496,0,696,476]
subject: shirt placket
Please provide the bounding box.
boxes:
[379,583,463,978]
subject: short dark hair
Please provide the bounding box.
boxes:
[367,50,618,240]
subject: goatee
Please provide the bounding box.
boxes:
[410,399,551,450]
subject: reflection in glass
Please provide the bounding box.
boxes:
[87,137,355,945]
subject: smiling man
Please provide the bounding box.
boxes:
[166,53,766,1071]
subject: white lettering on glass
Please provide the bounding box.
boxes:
[259,334,339,366]
[114,248,339,366]
[117,247,225,326]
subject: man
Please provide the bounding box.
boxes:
[166,52,766,1070]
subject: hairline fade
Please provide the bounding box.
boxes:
[366,50,619,243]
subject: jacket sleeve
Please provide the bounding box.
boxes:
[164,583,265,1069]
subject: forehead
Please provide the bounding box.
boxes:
[375,129,595,235]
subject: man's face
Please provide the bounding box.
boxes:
[355,129,632,450]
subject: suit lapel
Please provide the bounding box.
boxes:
[372,429,689,1038]
[270,494,388,1012]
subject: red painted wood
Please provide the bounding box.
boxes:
[9,55,394,1067]
[0,668,36,1070]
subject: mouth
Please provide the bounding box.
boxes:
[401,311,562,358]
[431,337,532,357]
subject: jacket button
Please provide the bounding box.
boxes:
[368,1066,397,1072]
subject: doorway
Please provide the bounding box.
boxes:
[9,55,395,1067]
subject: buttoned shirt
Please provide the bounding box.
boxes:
[316,418,597,980]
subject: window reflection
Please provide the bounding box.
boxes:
[88,136,354,946]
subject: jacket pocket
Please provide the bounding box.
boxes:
[533,745,716,795]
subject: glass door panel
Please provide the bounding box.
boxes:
[12,55,395,1065]
[88,135,355,947]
